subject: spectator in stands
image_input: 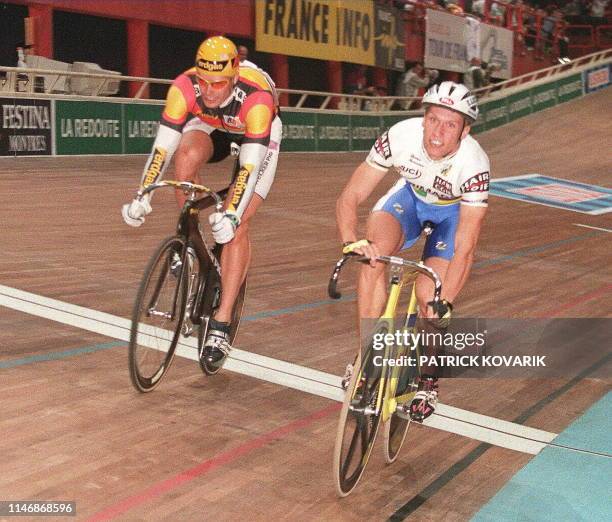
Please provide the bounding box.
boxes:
[363,85,392,111]
[237,44,263,71]
[489,0,507,24]
[590,0,610,24]
[395,63,439,109]
[471,0,485,18]
[540,6,557,55]
[15,45,32,68]
[525,8,547,56]
[446,3,464,15]
[395,0,420,12]
[509,0,528,55]
[238,45,249,62]
[463,58,500,90]
[553,8,571,63]
[16,47,27,68]
[345,64,368,95]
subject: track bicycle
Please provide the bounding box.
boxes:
[128,166,246,392]
[328,222,443,497]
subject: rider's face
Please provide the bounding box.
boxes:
[422,106,470,160]
[197,75,235,108]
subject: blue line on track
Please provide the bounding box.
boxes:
[242,294,355,321]
[0,341,125,368]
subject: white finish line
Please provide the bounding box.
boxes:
[0,284,556,455]
[573,223,612,233]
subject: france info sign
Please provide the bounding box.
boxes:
[491,174,612,215]
[0,98,52,156]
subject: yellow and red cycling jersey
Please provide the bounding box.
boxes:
[161,65,277,147]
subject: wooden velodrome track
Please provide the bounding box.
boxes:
[1,88,610,521]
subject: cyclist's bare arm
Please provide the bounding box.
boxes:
[441,204,487,303]
[336,160,387,245]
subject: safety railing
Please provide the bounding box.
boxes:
[0,65,171,99]
[472,47,612,98]
[1,48,610,112]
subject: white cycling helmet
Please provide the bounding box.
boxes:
[422,81,479,123]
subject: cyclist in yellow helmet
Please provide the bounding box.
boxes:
[122,35,282,365]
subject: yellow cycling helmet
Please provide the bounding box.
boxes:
[195,36,239,79]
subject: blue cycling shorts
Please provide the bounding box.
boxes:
[373,180,460,260]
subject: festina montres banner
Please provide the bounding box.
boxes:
[0,98,52,156]
[255,0,405,71]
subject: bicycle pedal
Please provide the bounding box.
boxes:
[182,322,194,337]
[340,363,354,390]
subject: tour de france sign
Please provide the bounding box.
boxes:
[256,0,405,70]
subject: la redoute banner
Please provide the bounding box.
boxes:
[424,9,513,79]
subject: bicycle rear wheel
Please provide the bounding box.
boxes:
[128,236,188,392]
[333,347,384,497]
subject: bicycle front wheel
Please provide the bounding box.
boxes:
[128,236,188,392]
[333,349,384,497]
[383,345,420,463]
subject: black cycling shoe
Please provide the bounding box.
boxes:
[202,322,231,365]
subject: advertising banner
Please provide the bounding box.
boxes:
[317,112,350,151]
[470,108,487,135]
[280,111,317,152]
[482,97,508,130]
[255,0,404,70]
[531,82,557,112]
[507,90,532,122]
[350,114,382,151]
[556,73,583,103]
[0,97,52,156]
[425,9,512,78]
[373,2,405,71]
[381,114,406,130]
[123,103,162,154]
[55,100,122,155]
[479,23,513,80]
[424,9,467,73]
[583,65,611,93]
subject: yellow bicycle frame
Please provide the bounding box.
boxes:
[378,268,422,423]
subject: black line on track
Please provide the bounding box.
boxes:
[388,351,612,521]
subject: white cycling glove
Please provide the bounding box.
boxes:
[121,198,152,227]
[208,211,240,244]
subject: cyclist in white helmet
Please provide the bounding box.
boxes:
[336,81,489,420]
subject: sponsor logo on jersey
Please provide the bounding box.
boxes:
[234,86,247,103]
[197,59,229,72]
[433,176,453,195]
[223,115,241,127]
[409,154,424,167]
[440,97,454,106]
[435,241,447,251]
[143,147,167,187]
[399,165,422,179]
[374,131,391,160]
[229,164,254,211]
[393,203,404,214]
[440,165,452,177]
[460,171,490,192]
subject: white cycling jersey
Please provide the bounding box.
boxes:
[366,117,490,207]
